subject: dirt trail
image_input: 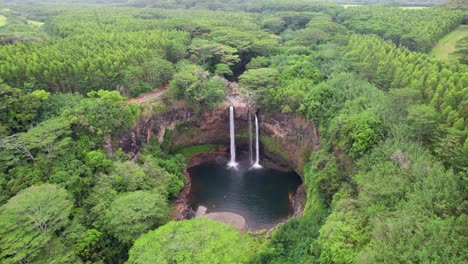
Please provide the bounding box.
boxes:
[126,86,168,104]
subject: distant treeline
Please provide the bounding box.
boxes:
[338,6,463,52]
[333,0,444,6]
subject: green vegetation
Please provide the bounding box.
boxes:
[345,34,467,172]
[0,15,6,26]
[100,190,169,243]
[337,6,463,52]
[336,0,441,6]
[0,1,466,263]
[0,184,77,264]
[0,10,46,44]
[260,135,292,165]
[169,63,229,110]
[0,28,188,93]
[431,25,468,62]
[454,36,468,64]
[27,19,44,26]
[177,144,220,158]
[127,218,261,264]
[400,6,430,9]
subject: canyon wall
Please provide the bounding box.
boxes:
[117,97,320,175]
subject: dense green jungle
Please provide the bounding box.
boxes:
[0,0,466,263]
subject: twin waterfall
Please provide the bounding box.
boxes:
[228,106,261,169]
[228,106,238,168]
[252,114,262,168]
[248,109,253,164]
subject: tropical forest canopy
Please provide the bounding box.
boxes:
[0,0,466,263]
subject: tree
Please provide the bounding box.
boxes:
[239,67,279,90]
[185,76,228,109]
[0,84,49,136]
[0,117,71,166]
[123,65,152,97]
[0,184,74,264]
[84,150,113,173]
[348,140,465,263]
[139,149,186,198]
[262,16,286,34]
[141,58,175,87]
[169,63,227,109]
[68,90,140,137]
[453,36,468,65]
[279,59,324,83]
[126,218,258,264]
[246,56,270,70]
[303,82,334,122]
[38,93,84,122]
[265,78,314,113]
[314,157,345,197]
[74,229,103,263]
[214,63,233,77]
[189,39,239,68]
[338,7,463,52]
[318,198,368,264]
[21,117,72,159]
[108,161,157,193]
[169,63,200,99]
[342,110,385,158]
[124,58,175,97]
[99,191,169,243]
[0,134,35,166]
[406,104,438,143]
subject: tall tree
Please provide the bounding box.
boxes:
[69,90,140,137]
[126,218,259,264]
[0,184,75,264]
[0,84,49,136]
[99,190,169,243]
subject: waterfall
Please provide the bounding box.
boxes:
[252,113,262,168]
[248,109,253,164]
[227,106,238,168]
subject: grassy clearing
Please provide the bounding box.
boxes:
[0,15,7,27]
[177,144,220,159]
[28,20,44,27]
[430,25,468,62]
[400,6,429,9]
[340,4,428,9]
[341,4,364,8]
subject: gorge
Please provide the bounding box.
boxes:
[117,91,320,229]
[1,2,465,263]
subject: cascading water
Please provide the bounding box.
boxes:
[227,106,238,168]
[252,113,262,169]
[248,109,253,164]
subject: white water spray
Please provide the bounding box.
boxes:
[227,106,238,168]
[248,109,253,164]
[252,114,262,169]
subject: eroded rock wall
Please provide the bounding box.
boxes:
[117,98,320,176]
[117,97,319,220]
[261,112,320,176]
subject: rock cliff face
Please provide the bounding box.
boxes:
[118,96,319,221]
[117,96,320,175]
[261,112,320,175]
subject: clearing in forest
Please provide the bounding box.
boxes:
[28,20,44,26]
[430,25,468,62]
[0,15,6,26]
[400,6,429,9]
[341,4,364,8]
[341,5,428,9]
